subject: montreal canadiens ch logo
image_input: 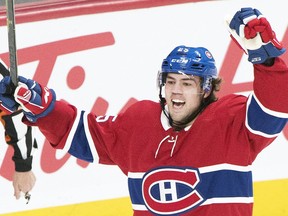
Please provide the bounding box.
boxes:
[142,167,204,215]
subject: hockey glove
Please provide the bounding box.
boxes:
[226,7,285,64]
[0,76,19,113]
[14,76,56,122]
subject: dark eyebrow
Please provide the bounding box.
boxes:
[166,74,176,80]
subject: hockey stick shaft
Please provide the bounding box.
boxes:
[5,0,18,87]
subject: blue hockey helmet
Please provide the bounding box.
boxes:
[159,45,218,92]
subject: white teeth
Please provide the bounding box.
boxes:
[172,99,184,103]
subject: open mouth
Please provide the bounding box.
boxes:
[172,99,185,108]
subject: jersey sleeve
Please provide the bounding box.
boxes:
[253,57,288,115]
[0,109,37,172]
[24,100,78,149]
[246,57,288,136]
[243,57,288,158]
[27,99,139,171]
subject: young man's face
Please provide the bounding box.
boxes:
[164,73,206,125]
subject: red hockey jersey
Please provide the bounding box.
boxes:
[30,58,288,215]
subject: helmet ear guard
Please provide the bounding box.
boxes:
[201,76,213,93]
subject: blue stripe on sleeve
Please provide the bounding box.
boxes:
[68,111,94,162]
[247,95,287,135]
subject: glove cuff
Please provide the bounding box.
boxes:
[248,43,286,64]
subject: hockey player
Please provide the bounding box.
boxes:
[0,7,287,215]
[0,60,37,201]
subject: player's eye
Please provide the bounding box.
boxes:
[183,82,192,87]
[166,79,175,85]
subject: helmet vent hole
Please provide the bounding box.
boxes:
[191,63,204,71]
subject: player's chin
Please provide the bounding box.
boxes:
[169,111,187,122]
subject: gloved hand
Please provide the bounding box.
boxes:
[0,76,56,122]
[226,7,286,64]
